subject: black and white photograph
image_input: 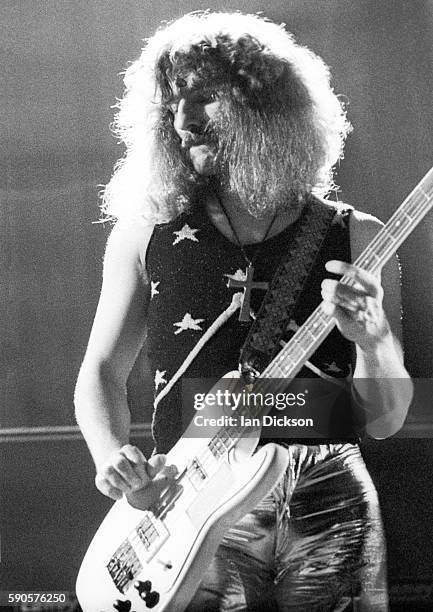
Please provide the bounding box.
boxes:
[1,1,433,611]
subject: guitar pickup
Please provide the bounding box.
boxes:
[134,512,169,562]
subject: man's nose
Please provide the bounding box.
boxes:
[174,98,202,134]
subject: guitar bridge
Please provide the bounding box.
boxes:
[107,539,142,593]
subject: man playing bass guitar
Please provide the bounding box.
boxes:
[75,12,413,610]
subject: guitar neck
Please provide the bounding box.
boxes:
[261,167,433,382]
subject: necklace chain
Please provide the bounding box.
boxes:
[214,190,278,267]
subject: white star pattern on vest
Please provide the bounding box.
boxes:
[154,369,168,389]
[323,361,343,374]
[172,224,200,245]
[173,313,205,335]
[150,281,160,298]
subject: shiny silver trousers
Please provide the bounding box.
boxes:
[187,443,388,611]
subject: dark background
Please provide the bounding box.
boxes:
[1,0,433,605]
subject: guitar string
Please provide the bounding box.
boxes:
[127,441,240,545]
[352,180,433,262]
[357,199,429,270]
[365,189,431,251]
[142,403,270,521]
[355,190,432,266]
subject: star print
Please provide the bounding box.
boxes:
[151,281,160,298]
[224,269,247,285]
[154,369,167,389]
[323,361,343,373]
[173,313,205,335]
[172,224,200,246]
[332,213,347,229]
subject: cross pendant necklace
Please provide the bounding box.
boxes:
[227,263,269,322]
[214,189,278,322]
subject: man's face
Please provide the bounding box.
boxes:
[168,76,221,176]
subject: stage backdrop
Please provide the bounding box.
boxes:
[1,0,433,603]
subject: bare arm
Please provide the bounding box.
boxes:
[74,221,174,500]
[321,210,413,439]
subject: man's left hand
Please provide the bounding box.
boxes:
[321,260,391,351]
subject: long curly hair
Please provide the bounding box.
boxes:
[101,11,351,223]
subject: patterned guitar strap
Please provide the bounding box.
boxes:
[240,197,337,381]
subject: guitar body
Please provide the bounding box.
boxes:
[76,372,289,612]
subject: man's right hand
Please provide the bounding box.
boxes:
[95,445,177,505]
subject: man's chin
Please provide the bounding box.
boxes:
[189,145,217,176]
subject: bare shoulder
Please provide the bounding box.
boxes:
[104,219,155,280]
[348,209,383,258]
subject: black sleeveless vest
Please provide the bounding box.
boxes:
[146,195,356,453]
